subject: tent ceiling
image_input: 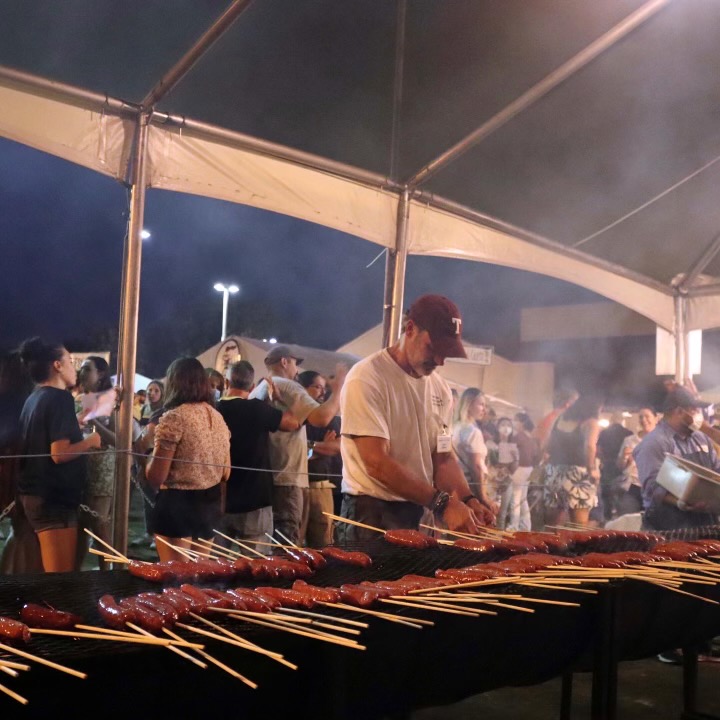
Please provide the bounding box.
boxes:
[2,0,720,322]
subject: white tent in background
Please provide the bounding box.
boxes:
[112,373,151,393]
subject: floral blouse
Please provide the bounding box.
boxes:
[153,403,230,490]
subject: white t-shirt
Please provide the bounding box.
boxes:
[340,349,453,501]
[249,377,318,488]
[452,422,488,484]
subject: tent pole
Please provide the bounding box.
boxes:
[382,189,410,347]
[673,294,687,383]
[404,0,668,189]
[389,0,407,180]
[112,113,150,559]
[141,0,253,109]
[676,230,720,293]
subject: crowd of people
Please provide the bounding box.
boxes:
[1,293,719,575]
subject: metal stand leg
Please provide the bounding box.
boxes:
[591,585,620,720]
[560,672,573,720]
[681,645,719,720]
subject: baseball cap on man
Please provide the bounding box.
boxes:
[662,386,710,412]
[407,294,467,359]
[264,345,304,366]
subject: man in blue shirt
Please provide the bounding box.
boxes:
[634,387,719,530]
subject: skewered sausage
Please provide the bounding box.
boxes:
[128,560,172,583]
[291,580,342,603]
[135,594,181,623]
[20,603,82,629]
[453,538,499,553]
[118,598,166,632]
[255,587,316,609]
[97,595,133,629]
[0,616,31,643]
[384,529,438,549]
[320,547,373,567]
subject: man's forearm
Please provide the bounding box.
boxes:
[434,453,473,498]
[366,454,435,507]
[307,394,341,428]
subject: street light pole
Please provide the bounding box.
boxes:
[214,283,239,340]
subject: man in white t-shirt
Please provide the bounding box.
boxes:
[340,295,495,542]
[250,345,346,544]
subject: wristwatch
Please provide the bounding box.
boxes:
[429,490,451,516]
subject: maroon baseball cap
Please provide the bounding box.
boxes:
[407,294,467,359]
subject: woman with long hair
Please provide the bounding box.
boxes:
[146,358,230,561]
[141,380,165,425]
[543,394,602,528]
[452,388,499,517]
[75,355,117,570]
[17,338,101,572]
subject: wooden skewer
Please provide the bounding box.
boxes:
[408,575,522,595]
[449,593,580,608]
[274,529,302,550]
[0,641,86,679]
[320,602,433,628]
[276,607,369,629]
[184,538,239,561]
[625,575,720,605]
[75,624,202,647]
[518,582,598,595]
[211,529,256,557]
[0,682,28,706]
[0,660,30,672]
[163,627,258,689]
[88,548,130,563]
[187,613,298,669]
[154,536,197,560]
[322,512,384,534]
[0,666,19,678]
[388,596,497,616]
[228,612,362,645]
[125,623,208,669]
[379,598,479,617]
[28,628,203,648]
[83,528,130,562]
[246,539,296,550]
[232,539,267,559]
[184,616,365,650]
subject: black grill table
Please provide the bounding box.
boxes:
[0,542,598,719]
[1,539,718,719]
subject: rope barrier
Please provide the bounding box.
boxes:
[0,449,344,480]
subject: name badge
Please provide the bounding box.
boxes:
[436,433,452,453]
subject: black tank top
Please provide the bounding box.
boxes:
[547,420,586,467]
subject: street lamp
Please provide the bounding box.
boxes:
[213,282,239,341]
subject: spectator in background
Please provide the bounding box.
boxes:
[596,412,632,521]
[543,395,602,528]
[205,368,225,406]
[534,389,579,453]
[493,416,519,529]
[216,361,298,553]
[0,351,42,574]
[249,346,346,545]
[141,380,164,425]
[75,356,118,570]
[298,370,340,547]
[452,388,498,517]
[133,389,146,422]
[17,338,102,572]
[507,413,540,532]
[615,408,657,516]
[147,358,230,561]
